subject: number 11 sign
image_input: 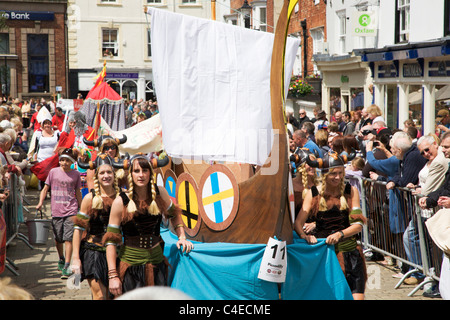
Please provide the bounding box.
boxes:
[258,237,287,283]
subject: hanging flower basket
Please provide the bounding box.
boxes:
[288,75,313,98]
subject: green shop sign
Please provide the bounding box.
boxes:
[352,11,377,37]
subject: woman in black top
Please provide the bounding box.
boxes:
[294,151,367,300]
[72,153,120,300]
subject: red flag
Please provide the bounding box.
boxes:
[30,126,96,181]
[30,154,60,181]
[93,62,107,88]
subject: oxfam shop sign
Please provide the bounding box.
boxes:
[352,11,377,37]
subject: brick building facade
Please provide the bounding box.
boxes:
[288,0,326,77]
[0,0,67,101]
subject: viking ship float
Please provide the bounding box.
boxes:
[151,0,299,245]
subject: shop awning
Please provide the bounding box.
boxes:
[354,37,450,62]
[436,85,450,101]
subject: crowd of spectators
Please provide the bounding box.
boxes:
[287,103,450,299]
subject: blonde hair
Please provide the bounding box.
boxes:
[92,164,120,210]
[367,104,382,117]
[351,157,365,171]
[318,168,349,212]
[298,163,319,199]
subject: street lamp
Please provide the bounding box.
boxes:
[239,0,252,29]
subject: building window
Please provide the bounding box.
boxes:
[311,27,324,54]
[28,34,49,93]
[100,0,117,3]
[337,10,346,54]
[0,33,9,54]
[396,0,410,43]
[147,0,162,3]
[102,29,118,57]
[257,7,267,31]
[181,0,196,3]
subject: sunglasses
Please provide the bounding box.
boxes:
[420,148,430,156]
[103,145,117,151]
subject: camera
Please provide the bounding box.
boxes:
[373,141,380,147]
[362,129,374,136]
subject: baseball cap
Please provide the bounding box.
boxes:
[436,109,449,120]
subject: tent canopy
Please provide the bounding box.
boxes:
[80,81,126,131]
[85,81,122,102]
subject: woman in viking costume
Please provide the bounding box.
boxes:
[71,153,120,300]
[83,135,128,190]
[294,151,367,300]
[290,148,320,216]
[104,153,193,297]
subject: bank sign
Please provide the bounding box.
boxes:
[1,11,54,21]
[352,11,378,37]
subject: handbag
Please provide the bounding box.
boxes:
[425,208,450,256]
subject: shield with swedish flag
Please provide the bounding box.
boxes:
[198,164,239,231]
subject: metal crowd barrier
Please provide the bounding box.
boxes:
[3,174,34,276]
[347,175,443,297]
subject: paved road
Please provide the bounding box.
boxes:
[1,188,440,300]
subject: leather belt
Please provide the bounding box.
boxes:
[124,235,162,249]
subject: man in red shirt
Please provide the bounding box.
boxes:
[52,107,65,132]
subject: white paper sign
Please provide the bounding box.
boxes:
[258,237,287,283]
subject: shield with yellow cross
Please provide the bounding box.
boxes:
[198,164,239,231]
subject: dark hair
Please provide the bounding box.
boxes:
[343,135,359,152]
[378,133,392,151]
[331,136,344,154]
[406,126,418,140]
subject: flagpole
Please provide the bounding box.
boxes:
[211,0,216,20]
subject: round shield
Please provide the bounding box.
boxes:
[176,172,201,237]
[198,164,239,231]
[164,169,177,205]
[155,168,164,188]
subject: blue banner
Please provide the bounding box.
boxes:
[161,227,353,300]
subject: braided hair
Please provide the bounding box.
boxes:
[299,163,319,200]
[127,157,159,216]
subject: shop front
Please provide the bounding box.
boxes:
[75,70,154,102]
[313,54,373,117]
[0,2,68,100]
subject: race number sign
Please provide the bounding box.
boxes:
[258,237,287,283]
